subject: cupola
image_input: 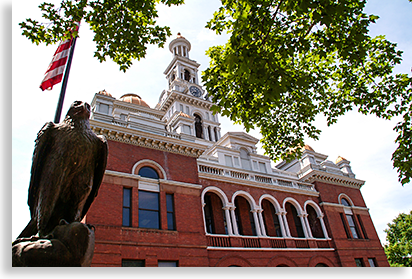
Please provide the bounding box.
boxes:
[169,32,191,58]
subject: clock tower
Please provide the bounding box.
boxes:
[156,33,221,146]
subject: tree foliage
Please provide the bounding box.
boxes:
[21,0,412,185]
[203,0,412,185]
[19,0,184,72]
[384,210,412,267]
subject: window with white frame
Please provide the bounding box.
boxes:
[259,162,267,173]
[240,148,251,170]
[224,155,233,167]
[99,103,109,114]
[233,157,240,167]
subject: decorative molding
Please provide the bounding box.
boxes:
[157,90,214,112]
[319,202,369,212]
[104,170,202,189]
[299,170,365,189]
[90,119,207,158]
[198,161,317,195]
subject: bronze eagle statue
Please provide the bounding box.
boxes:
[17,101,108,238]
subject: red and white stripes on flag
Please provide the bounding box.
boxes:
[39,37,74,91]
[39,21,80,91]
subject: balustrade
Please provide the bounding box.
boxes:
[206,235,330,250]
[198,164,315,191]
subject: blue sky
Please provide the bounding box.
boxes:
[11,0,412,250]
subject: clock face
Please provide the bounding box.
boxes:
[189,86,202,97]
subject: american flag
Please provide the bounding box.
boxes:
[39,26,78,91]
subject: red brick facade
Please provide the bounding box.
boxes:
[85,34,388,267]
[86,139,389,267]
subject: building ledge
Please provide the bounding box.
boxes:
[206,234,333,250]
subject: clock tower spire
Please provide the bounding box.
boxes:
[163,33,203,95]
[156,33,221,145]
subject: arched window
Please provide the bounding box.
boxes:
[194,114,203,139]
[341,198,351,207]
[208,126,212,141]
[339,196,361,239]
[184,69,190,81]
[234,196,257,236]
[307,205,324,238]
[261,199,282,237]
[203,192,227,234]
[138,166,159,179]
[240,148,251,170]
[285,202,305,238]
[315,263,328,267]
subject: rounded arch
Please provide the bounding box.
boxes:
[132,159,166,179]
[304,200,324,217]
[338,193,354,206]
[201,186,230,207]
[214,255,253,267]
[283,197,304,214]
[232,190,258,210]
[259,194,282,212]
[308,255,336,267]
[266,255,298,267]
[193,113,204,139]
[238,146,253,153]
[191,109,205,119]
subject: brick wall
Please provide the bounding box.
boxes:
[85,140,388,267]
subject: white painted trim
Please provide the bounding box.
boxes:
[198,172,319,197]
[132,159,167,179]
[158,179,202,189]
[138,180,159,192]
[231,190,258,210]
[258,194,282,212]
[319,202,369,211]
[282,197,304,214]
[104,170,202,189]
[304,200,324,218]
[338,193,355,206]
[201,186,230,206]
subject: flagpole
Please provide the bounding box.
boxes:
[53,34,78,123]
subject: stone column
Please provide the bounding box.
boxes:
[201,202,208,234]
[223,206,233,235]
[281,211,291,237]
[251,209,262,236]
[299,213,310,238]
[229,206,239,235]
[276,212,287,237]
[319,214,329,239]
[257,209,266,236]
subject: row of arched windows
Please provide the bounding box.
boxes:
[201,187,329,239]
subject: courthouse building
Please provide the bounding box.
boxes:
[85,34,389,267]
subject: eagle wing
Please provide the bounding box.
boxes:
[28,122,56,218]
[81,134,108,219]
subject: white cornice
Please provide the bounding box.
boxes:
[299,169,365,189]
[157,90,214,112]
[163,55,200,75]
[90,119,207,158]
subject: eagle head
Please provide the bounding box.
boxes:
[66,101,91,120]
